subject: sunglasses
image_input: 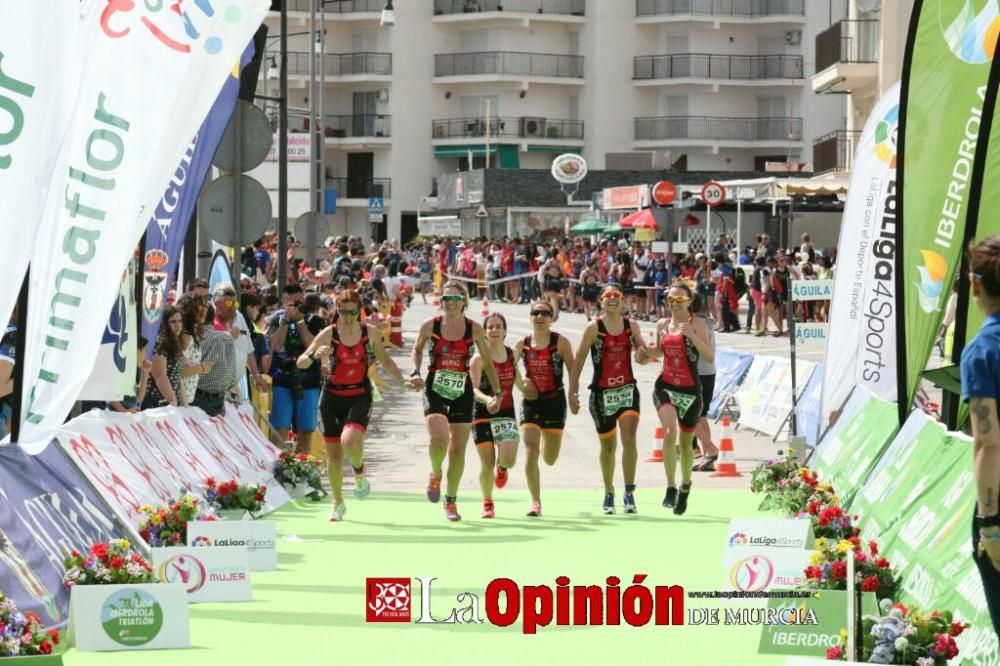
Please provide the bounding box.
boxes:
[441,295,464,303]
[530,310,553,317]
[339,308,359,316]
[222,299,238,307]
[601,292,623,301]
[667,295,691,305]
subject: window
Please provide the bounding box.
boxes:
[757,96,786,117]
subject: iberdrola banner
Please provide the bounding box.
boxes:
[0,7,86,329]
[897,0,1000,420]
[18,0,269,450]
[821,82,900,421]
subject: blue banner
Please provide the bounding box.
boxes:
[0,445,138,627]
[795,363,824,446]
[140,42,255,350]
[708,348,754,419]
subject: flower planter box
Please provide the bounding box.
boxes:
[67,584,190,652]
[285,482,315,499]
[0,654,65,665]
[215,509,250,521]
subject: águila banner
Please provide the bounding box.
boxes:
[821,82,900,421]
[18,0,269,450]
[896,0,1000,423]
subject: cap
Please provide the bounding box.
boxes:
[323,236,336,246]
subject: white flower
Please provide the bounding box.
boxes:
[879,598,893,613]
[889,608,904,619]
[894,637,908,651]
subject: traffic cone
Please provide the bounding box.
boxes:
[646,426,664,462]
[711,417,743,478]
[481,295,490,319]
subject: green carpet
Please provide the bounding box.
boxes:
[64,489,789,666]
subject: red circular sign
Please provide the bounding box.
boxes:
[701,181,726,207]
[651,180,676,206]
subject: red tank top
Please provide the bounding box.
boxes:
[429,317,475,373]
[325,327,373,396]
[590,318,636,389]
[478,347,516,411]
[521,332,563,396]
[659,326,698,388]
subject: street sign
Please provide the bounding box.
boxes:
[213,100,273,172]
[369,213,384,224]
[198,174,272,246]
[651,180,676,206]
[701,181,727,207]
[368,196,384,214]
[791,279,835,302]
[476,203,489,218]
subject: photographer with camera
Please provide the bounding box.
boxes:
[268,284,325,453]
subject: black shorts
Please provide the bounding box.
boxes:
[423,375,475,424]
[588,383,640,436]
[544,276,564,293]
[520,393,568,432]
[582,285,600,303]
[320,391,373,439]
[473,407,519,447]
[700,374,715,418]
[652,377,702,432]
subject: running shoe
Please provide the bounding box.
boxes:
[328,502,347,522]
[673,483,691,516]
[494,465,508,489]
[602,492,615,515]
[354,473,371,499]
[481,500,495,519]
[526,501,542,517]
[623,492,637,514]
[426,473,442,503]
[662,487,678,509]
[444,501,462,522]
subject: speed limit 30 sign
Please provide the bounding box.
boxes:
[700,181,726,207]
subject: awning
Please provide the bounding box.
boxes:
[433,144,520,168]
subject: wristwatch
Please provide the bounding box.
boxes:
[409,369,421,378]
[974,514,1000,529]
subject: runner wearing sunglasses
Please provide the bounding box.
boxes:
[412,281,501,522]
[643,282,714,516]
[569,286,649,515]
[514,301,576,517]
[471,313,527,518]
[299,290,420,522]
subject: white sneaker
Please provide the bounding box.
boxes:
[354,474,371,499]
[328,502,347,522]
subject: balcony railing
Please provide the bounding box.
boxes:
[635,115,803,141]
[432,116,584,140]
[327,177,392,199]
[813,129,861,174]
[276,51,392,76]
[634,54,803,80]
[816,19,879,71]
[434,0,585,15]
[285,0,382,12]
[435,52,584,78]
[287,114,391,138]
[635,0,804,18]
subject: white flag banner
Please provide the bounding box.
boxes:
[821,82,901,422]
[0,6,87,328]
[19,0,269,450]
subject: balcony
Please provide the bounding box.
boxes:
[433,0,586,25]
[813,19,879,94]
[284,0,383,20]
[635,0,805,24]
[434,52,584,84]
[273,51,392,81]
[432,116,583,145]
[813,130,861,175]
[327,177,392,203]
[634,115,803,148]
[633,54,803,86]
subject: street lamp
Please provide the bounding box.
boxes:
[380,0,395,27]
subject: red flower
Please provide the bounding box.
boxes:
[39,641,52,655]
[831,560,847,580]
[826,645,843,660]
[807,502,820,515]
[109,555,125,569]
[854,552,867,564]
[0,622,5,633]
[131,553,145,564]
[818,514,831,527]
[804,566,823,579]
[847,536,860,548]
[876,557,890,569]
[254,493,265,502]
[24,611,40,625]
[868,540,879,555]
[48,628,59,645]
[949,621,966,637]
[861,576,880,592]
[892,602,908,617]
[90,543,109,561]
[218,484,232,497]
[70,549,82,559]
[296,453,309,462]
[205,477,216,487]
[170,532,182,543]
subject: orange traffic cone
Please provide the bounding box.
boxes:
[646,426,665,462]
[481,295,490,319]
[711,417,742,477]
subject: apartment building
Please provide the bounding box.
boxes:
[250,0,844,244]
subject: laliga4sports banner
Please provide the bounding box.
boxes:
[896,0,1000,420]
[18,0,269,449]
[821,82,900,421]
[0,6,86,328]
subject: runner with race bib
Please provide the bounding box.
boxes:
[298,290,421,522]
[471,314,527,519]
[514,300,576,517]
[569,286,649,515]
[411,281,500,522]
[643,281,714,516]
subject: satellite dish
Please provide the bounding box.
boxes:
[857,0,880,13]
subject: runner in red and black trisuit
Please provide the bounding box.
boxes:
[513,300,576,517]
[411,281,500,522]
[298,290,420,522]
[569,286,650,515]
[643,281,714,516]
[471,313,529,519]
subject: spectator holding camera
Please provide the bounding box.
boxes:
[268,284,325,452]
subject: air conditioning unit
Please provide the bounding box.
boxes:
[785,30,802,45]
[520,116,546,138]
[377,88,389,103]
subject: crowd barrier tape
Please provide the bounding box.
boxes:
[707,349,754,420]
[735,356,817,437]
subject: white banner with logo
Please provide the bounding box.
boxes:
[187,520,277,571]
[736,356,818,436]
[79,259,138,401]
[725,519,816,550]
[821,83,901,421]
[153,546,252,603]
[67,583,190,651]
[722,548,812,594]
[19,0,269,449]
[0,6,87,329]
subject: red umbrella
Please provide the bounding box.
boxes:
[618,208,658,229]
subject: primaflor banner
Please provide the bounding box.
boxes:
[821,82,900,421]
[18,0,269,448]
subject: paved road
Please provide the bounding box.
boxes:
[348,297,806,503]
